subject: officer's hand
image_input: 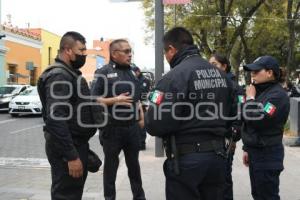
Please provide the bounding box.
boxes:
[116,92,133,106]
[68,158,83,178]
[138,118,145,128]
[243,151,249,167]
[246,84,256,98]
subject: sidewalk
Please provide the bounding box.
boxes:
[103,136,300,200]
[1,136,299,200]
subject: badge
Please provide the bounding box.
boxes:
[264,102,276,116]
[107,73,118,78]
[238,95,246,103]
[149,90,164,105]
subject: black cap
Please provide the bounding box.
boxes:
[244,55,280,75]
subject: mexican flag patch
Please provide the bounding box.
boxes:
[150,90,164,105]
[238,95,246,103]
[264,102,276,116]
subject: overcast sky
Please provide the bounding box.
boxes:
[1,0,155,70]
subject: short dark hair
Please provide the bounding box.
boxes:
[109,39,129,55]
[163,27,194,51]
[59,31,86,51]
[211,53,231,73]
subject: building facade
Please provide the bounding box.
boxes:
[2,25,42,85]
[81,39,111,84]
[29,29,61,71]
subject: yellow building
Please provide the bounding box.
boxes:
[29,29,61,71]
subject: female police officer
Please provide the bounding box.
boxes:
[242,55,290,200]
[209,53,243,200]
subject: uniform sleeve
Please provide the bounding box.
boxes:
[243,95,282,130]
[44,73,78,161]
[91,68,107,96]
[145,76,186,138]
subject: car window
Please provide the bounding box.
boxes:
[20,86,27,93]
[0,86,17,95]
[20,87,38,96]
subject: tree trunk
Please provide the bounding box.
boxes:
[287,0,300,75]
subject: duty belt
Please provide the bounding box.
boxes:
[176,140,224,156]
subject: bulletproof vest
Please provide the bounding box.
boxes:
[98,63,141,123]
[38,62,97,140]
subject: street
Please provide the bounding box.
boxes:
[1,112,300,200]
[0,112,104,200]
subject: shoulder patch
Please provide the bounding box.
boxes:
[264,102,276,116]
[238,95,246,103]
[149,90,164,105]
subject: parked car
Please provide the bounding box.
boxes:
[9,86,42,117]
[0,85,31,111]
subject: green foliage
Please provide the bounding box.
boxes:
[142,0,300,75]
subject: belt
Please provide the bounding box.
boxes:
[177,140,224,156]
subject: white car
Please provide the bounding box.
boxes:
[9,87,42,117]
[0,84,31,111]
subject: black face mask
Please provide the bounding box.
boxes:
[70,54,86,69]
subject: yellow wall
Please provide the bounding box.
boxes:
[40,29,61,71]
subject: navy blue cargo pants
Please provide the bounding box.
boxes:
[46,141,89,200]
[101,122,146,200]
[247,144,284,200]
[164,152,226,200]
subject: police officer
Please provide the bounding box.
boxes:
[145,27,237,200]
[209,53,243,200]
[91,39,146,200]
[132,65,151,150]
[37,31,97,200]
[242,55,290,200]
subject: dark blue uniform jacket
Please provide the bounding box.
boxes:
[145,45,238,144]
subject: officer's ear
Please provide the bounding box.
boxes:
[167,45,177,55]
[164,45,178,63]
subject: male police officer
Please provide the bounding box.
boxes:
[132,65,151,150]
[145,27,237,200]
[91,39,146,200]
[38,31,97,200]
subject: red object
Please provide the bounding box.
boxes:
[163,0,191,5]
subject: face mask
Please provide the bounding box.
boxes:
[70,54,86,69]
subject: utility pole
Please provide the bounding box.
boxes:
[154,0,165,157]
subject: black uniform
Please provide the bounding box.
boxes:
[242,82,290,200]
[137,74,151,149]
[91,61,145,200]
[145,45,237,200]
[38,58,96,200]
[224,72,243,200]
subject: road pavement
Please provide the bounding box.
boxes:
[1,113,300,200]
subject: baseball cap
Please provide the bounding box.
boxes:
[244,55,280,75]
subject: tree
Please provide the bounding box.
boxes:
[142,0,265,73]
[142,0,299,78]
[287,0,300,74]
